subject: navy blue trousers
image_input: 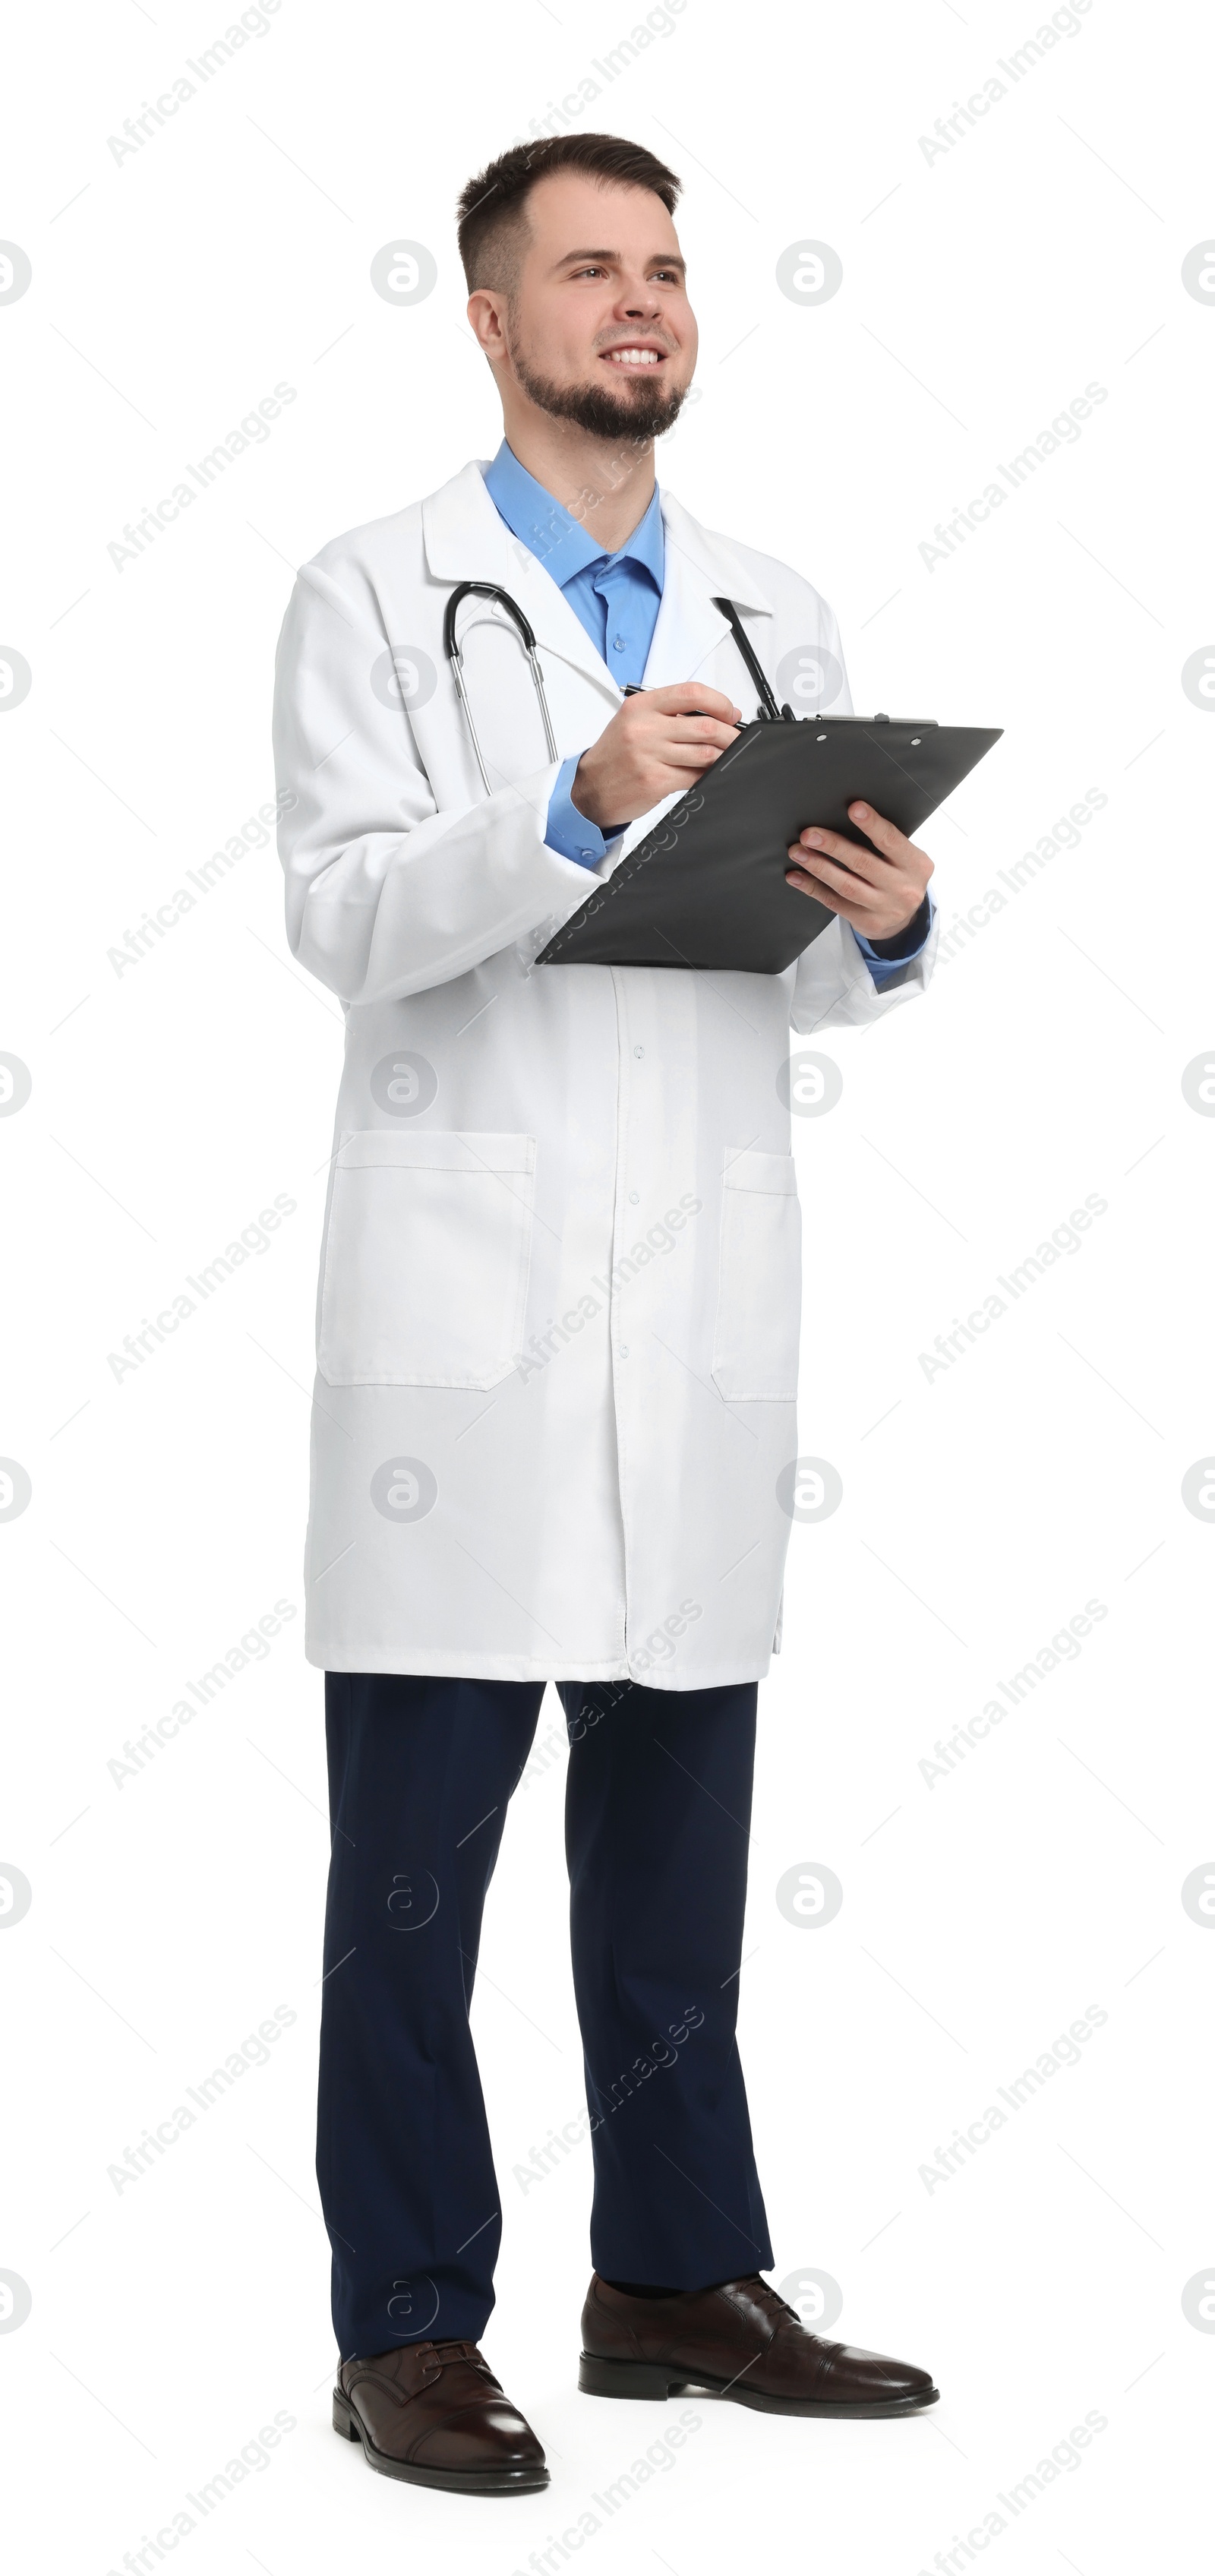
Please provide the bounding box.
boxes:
[317,1673,773,2358]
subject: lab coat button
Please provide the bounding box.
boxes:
[629,1190,639,1205]
[618,1344,629,1358]
[633,1045,644,1058]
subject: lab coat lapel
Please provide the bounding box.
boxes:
[410,462,778,802]
[643,490,775,700]
[421,463,776,688]
[422,460,621,700]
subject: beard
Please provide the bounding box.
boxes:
[510,337,689,443]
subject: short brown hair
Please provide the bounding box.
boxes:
[456,134,681,296]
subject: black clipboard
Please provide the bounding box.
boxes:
[537,713,1002,975]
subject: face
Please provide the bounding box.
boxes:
[472,170,698,441]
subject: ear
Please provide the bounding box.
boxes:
[467,288,510,362]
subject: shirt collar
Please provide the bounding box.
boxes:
[482,439,664,594]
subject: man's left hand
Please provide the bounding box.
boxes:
[785,802,933,940]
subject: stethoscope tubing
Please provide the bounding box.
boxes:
[442,580,558,795]
[440,580,785,798]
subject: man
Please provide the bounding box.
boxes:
[273,132,939,2498]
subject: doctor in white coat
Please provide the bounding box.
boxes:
[274,132,940,2497]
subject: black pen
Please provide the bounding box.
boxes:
[623,681,736,719]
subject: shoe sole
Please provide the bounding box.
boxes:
[577,2352,939,2417]
[333,2388,550,2491]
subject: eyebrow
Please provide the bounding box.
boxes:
[554,247,686,276]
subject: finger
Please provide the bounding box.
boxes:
[788,827,885,886]
[651,747,736,773]
[657,716,740,750]
[844,805,934,891]
[643,683,743,723]
[786,864,926,939]
[845,801,911,861]
[787,851,885,914]
[784,868,866,921]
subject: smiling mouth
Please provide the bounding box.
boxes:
[601,346,667,368]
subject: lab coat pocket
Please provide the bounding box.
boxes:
[317,1130,535,1389]
[710,1149,802,1402]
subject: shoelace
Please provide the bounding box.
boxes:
[730,2275,809,2330]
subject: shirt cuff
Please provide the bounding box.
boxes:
[545,757,607,871]
[855,893,934,988]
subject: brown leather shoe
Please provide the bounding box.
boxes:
[333,2337,549,2491]
[579,2274,939,2417]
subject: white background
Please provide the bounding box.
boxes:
[2,0,1213,2568]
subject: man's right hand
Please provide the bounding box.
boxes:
[570,683,742,830]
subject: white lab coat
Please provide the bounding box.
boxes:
[272,460,936,1688]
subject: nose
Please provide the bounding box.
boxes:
[618,280,663,318]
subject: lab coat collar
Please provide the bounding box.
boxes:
[482,440,665,595]
[421,458,775,702]
[423,460,619,697]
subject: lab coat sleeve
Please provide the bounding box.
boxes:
[788,906,939,1032]
[786,600,939,1034]
[272,557,598,1007]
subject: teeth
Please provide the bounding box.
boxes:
[607,348,661,365]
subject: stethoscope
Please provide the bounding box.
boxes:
[442,582,557,795]
[441,579,792,795]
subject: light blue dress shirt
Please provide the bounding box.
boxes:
[481,441,933,981]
